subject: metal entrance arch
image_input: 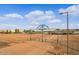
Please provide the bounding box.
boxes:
[36,24,49,42]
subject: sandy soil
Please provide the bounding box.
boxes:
[0,34,79,55]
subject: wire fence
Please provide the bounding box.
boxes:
[0,32,79,55]
[23,33,79,55]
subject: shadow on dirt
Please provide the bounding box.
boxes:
[0,41,10,48]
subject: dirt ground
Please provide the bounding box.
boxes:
[0,33,79,55]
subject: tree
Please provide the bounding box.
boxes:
[9,30,12,34]
[23,29,34,34]
[15,29,20,33]
[0,30,5,34]
[6,30,9,34]
[23,29,27,33]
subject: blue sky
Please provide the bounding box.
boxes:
[0,4,79,30]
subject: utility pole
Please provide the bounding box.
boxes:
[67,12,69,55]
[60,12,69,55]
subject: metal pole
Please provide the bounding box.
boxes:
[67,12,69,55]
[42,29,43,42]
[57,33,59,45]
[60,12,69,55]
[30,29,32,41]
[41,25,44,42]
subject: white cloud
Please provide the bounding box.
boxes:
[25,10,44,20]
[0,16,6,20]
[77,24,79,26]
[45,11,55,16]
[0,10,62,29]
[31,20,39,25]
[48,19,61,23]
[59,8,66,13]
[0,24,17,27]
[0,24,17,30]
[59,5,79,16]
[4,13,23,19]
[0,13,23,20]
[25,10,61,24]
[0,10,61,24]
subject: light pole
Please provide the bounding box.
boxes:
[60,12,69,55]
